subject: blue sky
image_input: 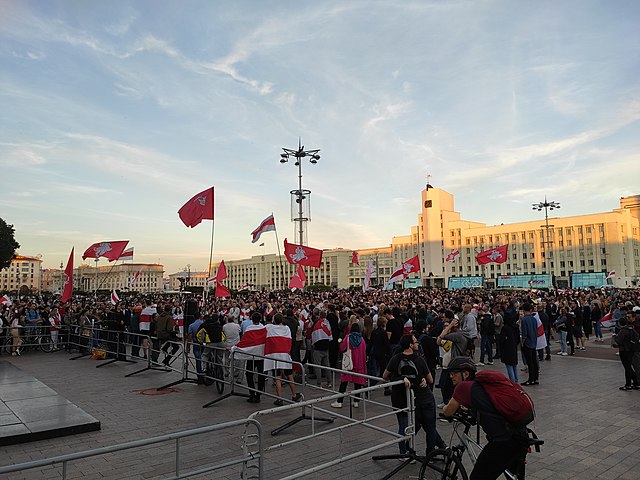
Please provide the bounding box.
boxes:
[1,0,639,275]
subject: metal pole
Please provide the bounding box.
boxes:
[297,156,304,245]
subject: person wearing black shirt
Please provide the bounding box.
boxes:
[384,334,445,457]
[326,304,340,369]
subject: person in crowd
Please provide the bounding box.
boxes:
[232,312,267,403]
[499,311,520,383]
[331,323,367,408]
[615,318,639,391]
[520,303,539,386]
[265,313,302,406]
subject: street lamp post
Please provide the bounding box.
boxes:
[279,138,320,246]
[532,197,560,280]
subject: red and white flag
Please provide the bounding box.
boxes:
[311,318,332,345]
[82,240,129,262]
[445,249,460,263]
[476,245,508,265]
[178,186,214,228]
[607,271,615,279]
[0,294,12,306]
[129,270,141,287]
[110,289,120,305]
[284,239,323,268]
[232,324,267,359]
[264,324,293,371]
[387,255,421,284]
[251,214,276,243]
[351,251,359,265]
[363,260,375,292]
[117,247,134,261]
[215,283,231,298]
[61,248,74,303]
[289,264,306,290]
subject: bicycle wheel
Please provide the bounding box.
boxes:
[214,364,225,394]
[419,449,468,480]
[203,361,215,386]
[39,336,54,353]
[2,337,13,355]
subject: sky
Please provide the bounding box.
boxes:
[1,0,639,276]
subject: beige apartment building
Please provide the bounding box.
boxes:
[0,255,43,294]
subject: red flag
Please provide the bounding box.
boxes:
[283,239,323,268]
[61,248,74,303]
[388,255,420,283]
[215,283,231,298]
[216,260,228,281]
[445,249,460,263]
[82,241,129,262]
[351,251,359,265]
[289,265,306,290]
[251,214,276,243]
[476,244,508,265]
[178,186,214,228]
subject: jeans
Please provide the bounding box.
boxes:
[397,412,410,454]
[505,364,519,383]
[560,330,567,353]
[594,321,603,339]
[480,335,493,363]
[313,349,331,384]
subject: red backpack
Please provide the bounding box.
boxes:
[474,370,535,427]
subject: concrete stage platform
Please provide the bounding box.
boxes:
[0,361,100,446]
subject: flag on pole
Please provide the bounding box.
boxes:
[289,265,306,290]
[61,248,74,303]
[351,251,359,265]
[82,241,129,262]
[0,294,12,306]
[216,260,228,281]
[387,255,421,284]
[178,186,214,228]
[475,245,508,265]
[251,214,276,243]
[607,271,615,279]
[215,283,231,298]
[283,239,323,268]
[129,270,141,287]
[117,247,134,261]
[110,289,120,305]
[445,249,461,263]
[363,260,374,292]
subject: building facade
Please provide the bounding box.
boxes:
[0,255,43,294]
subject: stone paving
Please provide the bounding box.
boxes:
[0,334,639,480]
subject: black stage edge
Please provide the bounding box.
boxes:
[0,361,101,446]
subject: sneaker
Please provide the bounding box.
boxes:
[353,401,359,408]
[330,401,343,408]
[325,384,333,389]
[16,349,21,356]
[619,386,632,391]
[561,352,568,356]
[437,402,446,409]
[12,352,17,356]
[273,399,284,406]
[486,361,494,365]
[556,351,563,355]
[476,362,485,366]
[292,393,303,402]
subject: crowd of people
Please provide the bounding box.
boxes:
[1,285,639,469]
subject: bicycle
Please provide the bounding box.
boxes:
[418,413,543,480]
[202,345,225,394]
[4,326,54,354]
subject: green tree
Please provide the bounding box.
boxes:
[0,218,20,270]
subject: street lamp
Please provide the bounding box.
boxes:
[279,138,320,245]
[532,197,560,278]
[184,264,191,290]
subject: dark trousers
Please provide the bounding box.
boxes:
[523,346,539,382]
[246,360,265,398]
[619,351,639,387]
[480,335,493,363]
[337,381,362,404]
[471,439,528,480]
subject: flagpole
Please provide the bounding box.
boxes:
[207,219,215,300]
[273,214,286,290]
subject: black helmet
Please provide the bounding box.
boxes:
[447,356,477,373]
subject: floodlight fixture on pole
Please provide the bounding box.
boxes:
[532,197,560,278]
[279,138,320,245]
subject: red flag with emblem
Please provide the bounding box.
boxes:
[82,241,129,262]
[283,239,323,268]
[388,255,421,283]
[178,186,214,228]
[476,245,508,265]
[61,248,74,302]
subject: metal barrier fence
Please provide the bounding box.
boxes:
[0,418,264,479]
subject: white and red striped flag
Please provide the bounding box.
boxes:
[607,271,615,279]
[110,289,120,305]
[231,324,267,359]
[387,254,421,284]
[0,294,12,306]
[117,247,134,261]
[311,318,332,345]
[129,270,141,287]
[264,323,293,371]
[251,214,276,244]
[445,249,460,263]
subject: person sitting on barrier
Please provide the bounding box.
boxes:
[155,304,179,367]
[186,313,205,383]
[384,333,445,458]
[331,323,367,408]
[266,313,303,406]
[231,312,267,403]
